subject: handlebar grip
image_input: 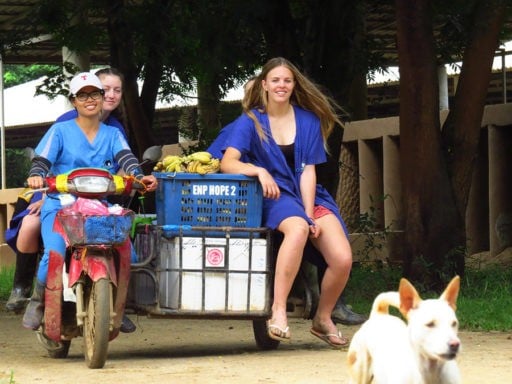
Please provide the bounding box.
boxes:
[131,178,147,190]
[23,178,47,189]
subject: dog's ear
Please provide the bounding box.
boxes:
[398,278,421,318]
[440,275,460,310]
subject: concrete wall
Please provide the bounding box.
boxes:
[340,103,512,263]
[0,188,23,269]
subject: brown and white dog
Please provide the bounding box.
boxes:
[347,276,461,384]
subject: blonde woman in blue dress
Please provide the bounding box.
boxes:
[221,57,352,348]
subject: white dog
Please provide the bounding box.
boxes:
[347,276,461,384]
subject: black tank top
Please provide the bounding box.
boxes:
[279,143,295,172]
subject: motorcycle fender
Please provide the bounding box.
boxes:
[85,255,118,285]
[68,254,83,287]
[45,250,64,342]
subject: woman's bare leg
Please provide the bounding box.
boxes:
[269,216,309,338]
[310,214,352,345]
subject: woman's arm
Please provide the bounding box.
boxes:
[26,156,51,189]
[300,164,319,237]
[300,164,317,217]
[114,149,157,192]
[221,147,280,200]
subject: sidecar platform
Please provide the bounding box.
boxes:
[127,225,273,319]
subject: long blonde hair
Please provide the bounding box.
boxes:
[242,57,344,145]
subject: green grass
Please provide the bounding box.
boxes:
[1,263,511,331]
[0,266,15,301]
[342,264,512,331]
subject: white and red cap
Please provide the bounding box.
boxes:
[69,72,103,95]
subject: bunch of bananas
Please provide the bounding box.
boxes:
[154,151,221,174]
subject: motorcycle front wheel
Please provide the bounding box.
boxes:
[83,278,112,369]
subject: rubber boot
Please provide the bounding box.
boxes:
[22,281,45,330]
[331,293,368,326]
[120,314,136,333]
[6,252,38,312]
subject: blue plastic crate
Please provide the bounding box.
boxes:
[154,173,263,236]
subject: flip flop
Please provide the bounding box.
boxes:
[310,327,349,349]
[266,320,291,342]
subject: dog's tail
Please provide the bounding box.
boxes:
[369,291,400,317]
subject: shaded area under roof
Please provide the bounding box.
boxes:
[0,1,401,65]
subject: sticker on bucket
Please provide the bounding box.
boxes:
[206,247,224,267]
[192,184,237,196]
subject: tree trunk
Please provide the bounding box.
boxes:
[302,0,362,107]
[196,79,222,142]
[259,0,301,63]
[105,1,155,157]
[442,1,507,218]
[396,0,464,289]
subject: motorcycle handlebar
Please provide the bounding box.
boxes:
[24,169,152,198]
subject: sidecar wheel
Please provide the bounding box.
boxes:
[48,340,71,358]
[83,278,111,369]
[252,319,280,350]
[36,330,71,359]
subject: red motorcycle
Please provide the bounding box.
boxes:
[34,167,149,368]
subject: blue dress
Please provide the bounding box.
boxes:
[5,190,43,253]
[225,105,348,234]
[207,116,251,162]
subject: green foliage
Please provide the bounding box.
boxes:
[35,62,80,99]
[3,64,60,88]
[1,149,32,188]
[0,265,14,301]
[457,267,512,330]
[344,264,403,307]
[348,194,393,262]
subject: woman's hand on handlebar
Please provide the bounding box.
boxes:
[140,174,158,192]
[26,175,44,189]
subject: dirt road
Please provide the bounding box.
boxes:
[1,310,511,383]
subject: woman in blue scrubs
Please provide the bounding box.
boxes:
[221,57,352,348]
[22,72,158,330]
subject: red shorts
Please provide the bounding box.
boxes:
[313,205,332,219]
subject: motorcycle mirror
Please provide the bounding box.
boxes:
[142,145,162,163]
[24,147,35,160]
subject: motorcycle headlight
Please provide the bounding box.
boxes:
[55,168,117,197]
[71,176,115,194]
